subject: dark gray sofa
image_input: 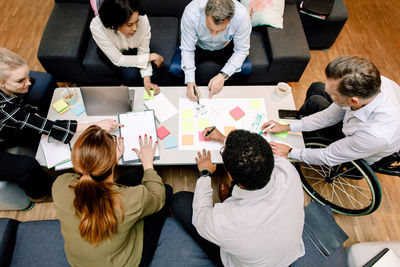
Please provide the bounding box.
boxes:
[38,0,310,86]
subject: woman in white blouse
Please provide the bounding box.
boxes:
[90,0,164,95]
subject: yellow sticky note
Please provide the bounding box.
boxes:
[181,110,193,120]
[274,120,289,139]
[143,89,155,100]
[52,99,70,114]
[182,121,194,132]
[224,126,235,136]
[197,119,210,130]
[250,100,262,110]
[182,135,194,146]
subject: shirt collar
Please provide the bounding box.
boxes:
[231,174,275,199]
[0,89,18,105]
[345,92,383,122]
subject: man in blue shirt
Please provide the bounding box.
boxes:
[169,0,252,101]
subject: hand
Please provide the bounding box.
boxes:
[115,136,124,161]
[95,119,123,132]
[208,73,225,98]
[195,149,216,173]
[260,120,290,134]
[203,127,226,143]
[143,77,160,95]
[149,53,164,68]
[187,82,200,102]
[132,134,158,170]
[248,0,273,13]
[270,142,291,158]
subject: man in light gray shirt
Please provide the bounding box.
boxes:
[262,56,400,166]
[171,130,305,267]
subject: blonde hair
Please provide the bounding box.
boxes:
[0,48,26,81]
[70,125,124,246]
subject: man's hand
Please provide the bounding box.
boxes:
[187,82,200,102]
[208,73,225,98]
[195,149,217,173]
[149,53,164,68]
[144,76,160,95]
[132,134,157,170]
[270,142,291,158]
[203,126,226,143]
[260,120,290,134]
[95,119,123,132]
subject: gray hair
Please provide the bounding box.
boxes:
[205,0,235,24]
[0,48,26,81]
[325,56,381,99]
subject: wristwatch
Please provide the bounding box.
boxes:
[220,71,229,80]
[198,169,212,178]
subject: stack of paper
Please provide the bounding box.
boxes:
[144,93,178,123]
[40,136,71,168]
[52,99,70,114]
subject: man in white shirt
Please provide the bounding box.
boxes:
[169,0,252,101]
[171,130,305,267]
[262,56,400,166]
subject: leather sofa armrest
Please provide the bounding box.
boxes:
[38,2,93,83]
[261,3,310,82]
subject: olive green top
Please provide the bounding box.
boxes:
[52,169,165,267]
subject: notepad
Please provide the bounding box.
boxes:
[52,99,70,114]
[40,136,71,168]
[230,106,245,120]
[143,89,155,100]
[156,126,170,140]
[144,93,178,123]
[274,120,289,140]
[163,135,178,149]
[118,110,160,163]
[71,103,85,116]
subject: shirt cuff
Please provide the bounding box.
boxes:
[221,63,237,77]
[184,70,195,84]
[136,53,150,69]
[140,63,153,78]
[288,148,301,161]
[289,120,302,132]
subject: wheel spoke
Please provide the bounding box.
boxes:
[302,165,327,178]
[331,182,367,208]
[336,177,372,201]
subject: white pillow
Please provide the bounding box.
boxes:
[241,0,285,29]
[90,0,104,16]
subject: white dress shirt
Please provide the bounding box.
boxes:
[90,15,153,78]
[192,156,305,267]
[289,76,400,166]
[180,0,251,84]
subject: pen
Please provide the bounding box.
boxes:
[259,123,276,135]
[193,85,199,105]
[206,126,216,136]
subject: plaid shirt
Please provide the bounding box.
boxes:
[0,90,77,144]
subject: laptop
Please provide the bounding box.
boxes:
[80,86,133,116]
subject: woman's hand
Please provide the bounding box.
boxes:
[115,136,124,161]
[143,76,160,96]
[132,134,157,170]
[149,53,164,68]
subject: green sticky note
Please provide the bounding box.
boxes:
[197,119,210,130]
[250,99,262,110]
[182,121,194,132]
[181,110,193,120]
[273,120,289,139]
[143,89,155,100]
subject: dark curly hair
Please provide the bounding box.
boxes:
[99,0,144,31]
[222,130,274,190]
[325,56,381,99]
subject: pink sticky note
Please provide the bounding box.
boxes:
[156,126,171,140]
[230,106,245,120]
[199,131,211,142]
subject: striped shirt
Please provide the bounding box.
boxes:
[0,90,77,144]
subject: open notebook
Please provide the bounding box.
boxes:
[118,110,160,163]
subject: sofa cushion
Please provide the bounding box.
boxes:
[10,220,69,267]
[0,218,19,267]
[82,36,118,76]
[137,0,192,18]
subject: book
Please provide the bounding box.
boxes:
[40,135,71,168]
[118,110,160,163]
[144,93,178,123]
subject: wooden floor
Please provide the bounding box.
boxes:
[1,0,400,248]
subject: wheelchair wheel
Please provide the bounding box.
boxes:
[295,137,382,216]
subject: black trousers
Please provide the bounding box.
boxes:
[171,191,224,267]
[116,167,172,267]
[298,82,345,141]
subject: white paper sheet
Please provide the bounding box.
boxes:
[40,135,71,168]
[144,93,178,123]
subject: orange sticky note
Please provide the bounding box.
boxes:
[224,126,235,136]
[182,135,194,146]
[230,106,245,120]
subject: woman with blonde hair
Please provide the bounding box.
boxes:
[52,125,171,266]
[0,47,119,201]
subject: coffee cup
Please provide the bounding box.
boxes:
[63,88,77,105]
[274,82,291,98]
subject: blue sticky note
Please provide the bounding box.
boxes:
[163,135,178,149]
[71,103,85,116]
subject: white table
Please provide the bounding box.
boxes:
[36,86,304,166]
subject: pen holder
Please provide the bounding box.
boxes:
[62,88,78,105]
